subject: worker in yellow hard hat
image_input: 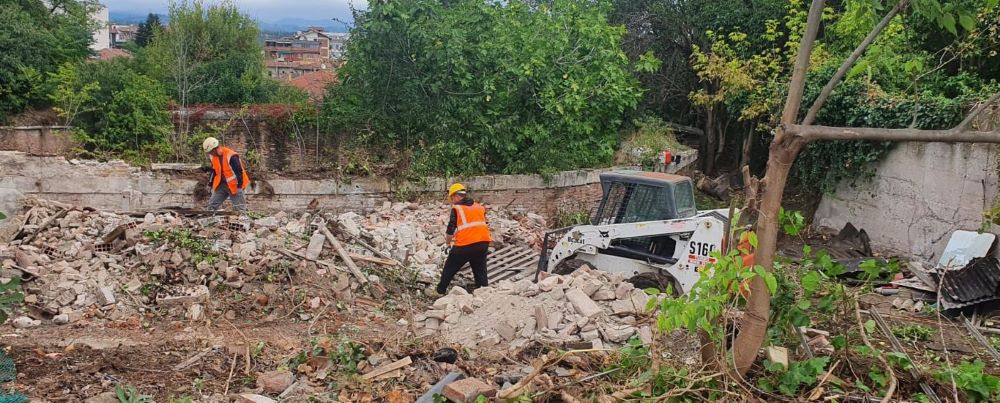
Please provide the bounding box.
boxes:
[202,137,250,213]
[429,183,493,296]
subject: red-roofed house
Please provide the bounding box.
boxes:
[289,70,338,100]
[96,48,133,61]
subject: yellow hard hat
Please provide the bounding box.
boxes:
[447,183,467,198]
[202,137,220,153]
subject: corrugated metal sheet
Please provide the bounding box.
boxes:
[940,257,1000,310]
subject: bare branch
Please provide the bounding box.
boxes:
[802,0,909,126]
[957,91,1000,132]
[786,124,1000,143]
[778,0,827,132]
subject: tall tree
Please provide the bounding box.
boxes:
[731,0,1000,384]
[146,0,269,141]
[134,13,161,47]
[0,0,94,122]
[332,0,648,175]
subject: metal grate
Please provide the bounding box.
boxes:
[535,226,574,278]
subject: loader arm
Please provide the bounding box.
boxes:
[538,214,727,294]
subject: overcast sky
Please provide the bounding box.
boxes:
[101,0,366,23]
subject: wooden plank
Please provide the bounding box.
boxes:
[22,208,69,243]
[322,225,368,284]
[361,356,412,380]
[349,253,399,267]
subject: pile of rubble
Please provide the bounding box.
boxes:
[413,266,655,351]
[0,199,547,327]
[332,201,546,280]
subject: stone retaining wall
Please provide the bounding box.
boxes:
[814,142,1000,260]
[0,126,76,155]
[0,151,608,219]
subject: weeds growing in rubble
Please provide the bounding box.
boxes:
[892,324,932,344]
[935,360,1000,402]
[0,278,24,324]
[113,385,152,403]
[144,229,218,265]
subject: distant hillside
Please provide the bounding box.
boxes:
[258,18,351,33]
[109,11,166,25]
[109,11,349,33]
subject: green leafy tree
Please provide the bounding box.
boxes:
[0,0,94,122]
[48,62,100,126]
[134,13,162,47]
[331,0,645,175]
[146,0,270,137]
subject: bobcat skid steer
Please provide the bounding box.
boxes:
[536,170,731,295]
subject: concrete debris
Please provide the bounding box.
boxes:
[2,198,545,328]
[12,316,40,329]
[442,377,497,402]
[415,270,661,350]
[237,394,278,403]
[257,370,295,394]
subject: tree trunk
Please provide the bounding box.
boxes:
[703,105,718,175]
[729,0,826,377]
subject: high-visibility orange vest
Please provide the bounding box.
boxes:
[453,203,492,246]
[211,146,250,195]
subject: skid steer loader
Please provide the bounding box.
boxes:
[536,170,731,295]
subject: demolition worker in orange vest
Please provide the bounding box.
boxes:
[202,137,250,213]
[432,183,493,295]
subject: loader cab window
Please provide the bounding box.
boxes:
[673,180,696,218]
[621,184,671,223]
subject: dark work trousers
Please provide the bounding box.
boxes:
[436,241,490,294]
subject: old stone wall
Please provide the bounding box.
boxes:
[814,142,999,261]
[0,151,605,220]
[0,126,76,155]
[176,107,333,172]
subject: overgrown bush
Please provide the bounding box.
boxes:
[615,116,687,170]
[328,0,649,176]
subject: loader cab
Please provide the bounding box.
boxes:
[592,170,698,225]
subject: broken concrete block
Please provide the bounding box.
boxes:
[615,282,635,300]
[538,275,561,292]
[197,216,221,227]
[257,370,294,394]
[495,321,517,341]
[638,326,653,345]
[186,304,205,321]
[547,311,564,330]
[95,287,116,306]
[591,287,616,301]
[600,324,637,343]
[433,296,454,310]
[158,285,210,306]
[534,306,547,331]
[237,394,277,403]
[305,232,326,260]
[425,310,447,321]
[765,346,789,370]
[443,377,497,402]
[566,288,602,318]
[12,316,40,329]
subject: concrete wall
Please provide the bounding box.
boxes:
[814,142,999,261]
[0,152,608,219]
[0,126,76,155]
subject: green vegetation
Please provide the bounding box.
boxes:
[114,385,152,403]
[327,0,649,176]
[0,278,23,327]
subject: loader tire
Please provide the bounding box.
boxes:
[628,272,680,297]
[552,258,588,275]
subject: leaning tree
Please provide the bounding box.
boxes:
[730,0,1000,379]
